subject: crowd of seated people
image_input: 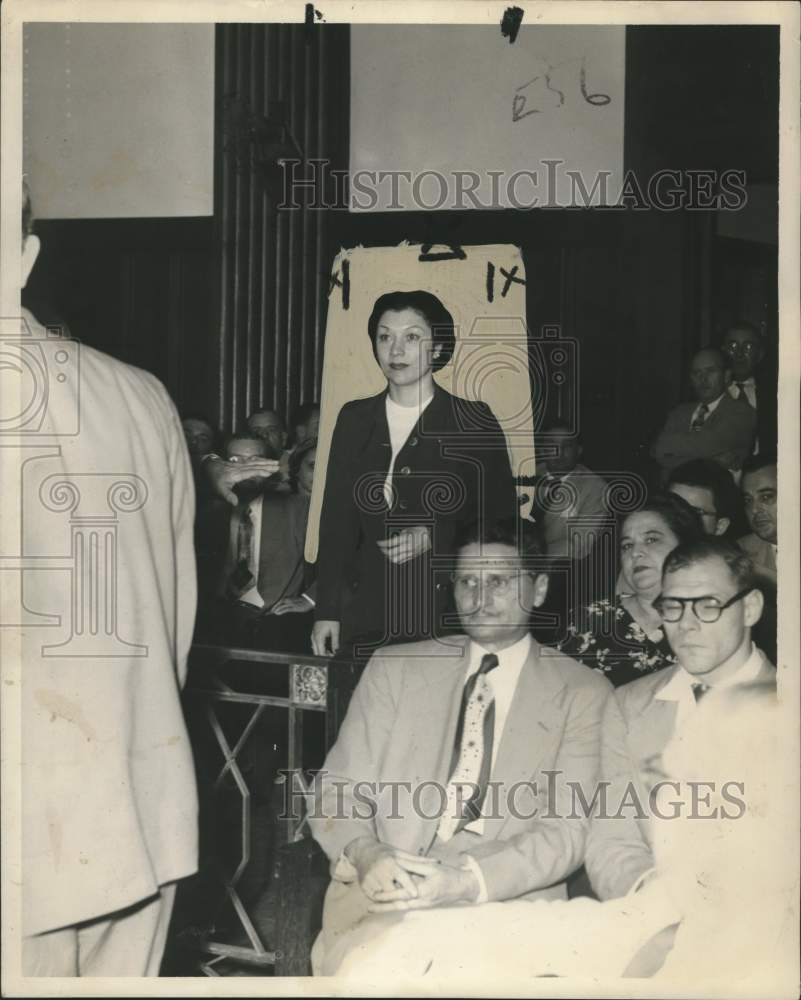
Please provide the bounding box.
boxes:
[177,302,780,981]
[19,153,784,984]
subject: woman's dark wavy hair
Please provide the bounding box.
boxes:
[618,492,705,547]
[367,290,456,372]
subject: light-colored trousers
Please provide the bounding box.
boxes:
[23,883,176,977]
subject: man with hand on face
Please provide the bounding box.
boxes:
[585,536,774,902]
[651,348,756,478]
[205,433,314,648]
[247,408,295,489]
[308,517,613,975]
[665,458,741,537]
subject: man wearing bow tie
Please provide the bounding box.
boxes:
[585,536,775,901]
[308,517,613,975]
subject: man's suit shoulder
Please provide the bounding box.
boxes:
[368,636,467,673]
[539,645,613,697]
[612,664,677,719]
[666,401,694,422]
[718,392,756,420]
[738,532,768,558]
[82,341,178,426]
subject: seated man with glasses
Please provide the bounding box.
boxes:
[308,517,614,975]
[721,320,776,455]
[666,458,742,537]
[585,536,775,902]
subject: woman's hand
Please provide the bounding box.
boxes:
[376,525,432,565]
[271,596,312,616]
[312,619,340,656]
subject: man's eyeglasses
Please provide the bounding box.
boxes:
[722,341,758,355]
[653,588,753,623]
[451,570,533,597]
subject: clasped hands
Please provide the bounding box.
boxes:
[346,836,478,913]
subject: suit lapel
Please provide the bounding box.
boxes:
[482,641,567,840]
[407,637,471,840]
[628,666,682,761]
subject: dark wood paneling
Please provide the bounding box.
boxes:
[23,218,215,417]
[215,23,349,433]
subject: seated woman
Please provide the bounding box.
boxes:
[312,290,517,657]
[558,493,703,687]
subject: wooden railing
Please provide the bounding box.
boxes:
[185,644,331,975]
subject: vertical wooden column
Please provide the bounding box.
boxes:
[213,23,349,433]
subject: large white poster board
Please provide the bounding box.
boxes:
[307,242,535,560]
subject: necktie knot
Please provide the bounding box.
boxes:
[691,403,710,431]
[692,682,710,703]
[478,652,499,676]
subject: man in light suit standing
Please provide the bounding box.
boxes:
[18,184,198,975]
[651,347,757,478]
[308,517,613,975]
[585,536,775,900]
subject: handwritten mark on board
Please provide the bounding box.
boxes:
[329,258,350,309]
[513,56,610,120]
[500,7,525,45]
[486,262,526,300]
[513,73,565,121]
[499,266,526,298]
[418,245,467,263]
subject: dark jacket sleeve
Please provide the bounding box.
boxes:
[472,400,518,528]
[314,403,361,622]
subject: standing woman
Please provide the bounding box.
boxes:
[312,290,517,655]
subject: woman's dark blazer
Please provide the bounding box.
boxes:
[315,385,517,644]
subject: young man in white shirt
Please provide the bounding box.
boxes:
[585,536,774,901]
